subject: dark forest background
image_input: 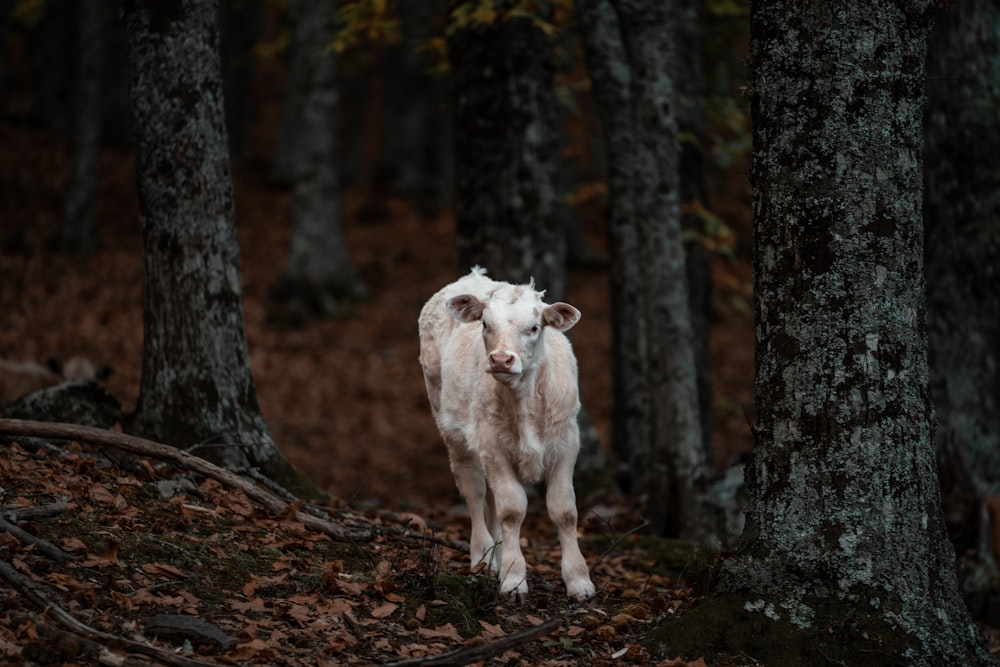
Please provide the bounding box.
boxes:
[0,0,754,509]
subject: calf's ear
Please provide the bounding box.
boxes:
[447,294,486,323]
[543,302,581,331]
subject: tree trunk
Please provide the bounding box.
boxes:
[218,0,261,160]
[378,0,451,209]
[0,0,10,109]
[924,0,1000,620]
[447,0,564,300]
[674,0,714,464]
[56,0,103,252]
[268,0,307,185]
[123,0,308,494]
[271,0,366,319]
[650,1,993,662]
[27,0,73,131]
[577,0,710,541]
[447,2,608,479]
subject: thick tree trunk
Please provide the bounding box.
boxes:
[577,0,710,541]
[271,0,366,318]
[124,0,307,494]
[447,2,608,478]
[447,0,565,300]
[56,0,103,252]
[925,0,1000,620]
[651,1,992,663]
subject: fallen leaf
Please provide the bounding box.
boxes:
[59,537,88,552]
[418,624,463,642]
[82,540,119,567]
[371,602,399,619]
[142,562,187,579]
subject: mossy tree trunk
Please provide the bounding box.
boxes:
[924,0,1000,564]
[650,1,993,663]
[124,0,310,495]
[577,0,710,542]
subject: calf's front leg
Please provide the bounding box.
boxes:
[546,456,595,600]
[489,468,529,597]
[450,452,498,573]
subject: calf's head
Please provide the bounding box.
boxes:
[447,284,580,383]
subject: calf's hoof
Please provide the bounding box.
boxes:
[566,578,596,601]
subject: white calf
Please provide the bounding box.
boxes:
[418,267,595,599]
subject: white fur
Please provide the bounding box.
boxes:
[418,267,595,599]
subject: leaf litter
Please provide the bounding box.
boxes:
[0,436,714,666]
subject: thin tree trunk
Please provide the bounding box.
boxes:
[674,0,713,463]
[650,1,993,662]
[268,0,307,185]
[576,0,649,493]
[56,0,103,252]
[219,0,261,160]
[124,0,308,494]
[577,0,710,541]
[271,0,366,318]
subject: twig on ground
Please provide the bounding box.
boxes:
[0,418,372,543]
[0,556,219,667]
[380,617,562,666]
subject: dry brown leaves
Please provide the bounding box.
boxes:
[0,438,716,666]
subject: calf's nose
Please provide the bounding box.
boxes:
[488,351,516,373]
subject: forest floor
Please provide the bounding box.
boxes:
[0,115,763,666]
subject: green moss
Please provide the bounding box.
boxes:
[645,591,926,667]
[414,571,499,638]
[583,533,715,586]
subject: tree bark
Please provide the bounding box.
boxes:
[651,1,993,663]
[271,0,366,318]
[577,0,710,541]
[124,0,306,493]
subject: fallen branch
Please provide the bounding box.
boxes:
[380,617,562,666]
[0,418,371,543]
[0,556,218,667]
[0,515,72,562]
[2,497,68,521]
